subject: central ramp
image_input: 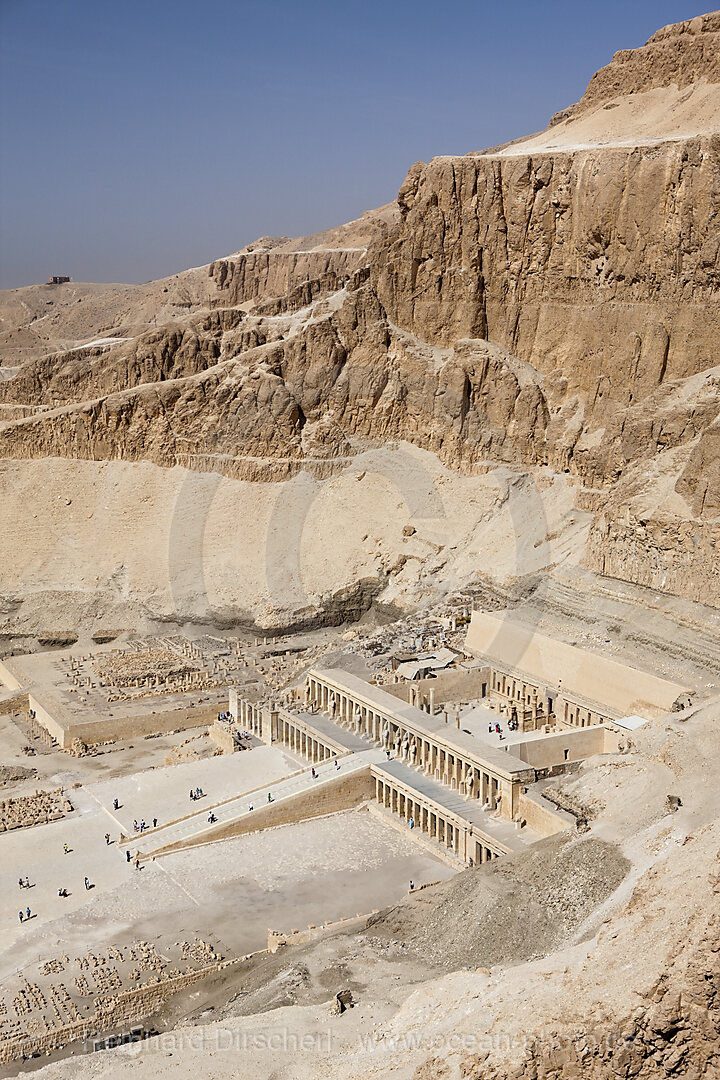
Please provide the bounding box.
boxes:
[134,749,385,859]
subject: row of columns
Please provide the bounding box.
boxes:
[234,698,263,736]
[474,841,499,864]
[307,676,507,814]
[276,710,336,763]
[374,775,502,864]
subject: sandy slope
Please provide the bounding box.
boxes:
[484,80,720,155]
[0,445,588,641]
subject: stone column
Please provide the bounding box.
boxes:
[261,706,276,745]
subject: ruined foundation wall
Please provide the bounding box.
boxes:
[29,697,217,750]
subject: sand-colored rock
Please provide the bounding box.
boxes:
[0,14,719,616]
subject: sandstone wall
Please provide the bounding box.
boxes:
[511,725,617,770]
[381,669,487,706]
[517,790,574,837]
[29,694,216,751]
[374,139,720,400]
[66,703,216,748]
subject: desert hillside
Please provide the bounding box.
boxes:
[1,14,720,1080]
[0,13,718,628]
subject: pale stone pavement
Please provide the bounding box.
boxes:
[137,748,387,857]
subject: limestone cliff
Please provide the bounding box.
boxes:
[0,14,719,605]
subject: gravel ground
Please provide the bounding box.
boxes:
[365,833,630,970]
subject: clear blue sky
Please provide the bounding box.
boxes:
[0,0,706,289]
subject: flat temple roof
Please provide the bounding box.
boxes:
[465,611,688,719]
[308,667,534,780]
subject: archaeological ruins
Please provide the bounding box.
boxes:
[2,9,720,1079]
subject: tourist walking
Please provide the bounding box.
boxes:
[84,877,89,890]
[126,850,131,862]
[26,907,31,919]
[153,817,157,828]
[63,843,69,855]
[18,911,23,923]
[409,880,414,891]
[105,833,111,845]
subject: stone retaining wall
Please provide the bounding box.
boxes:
[146,768,375,858]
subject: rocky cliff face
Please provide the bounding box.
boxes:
[376,141,720,393]
[0,14,718,605]
[571,9,720,111]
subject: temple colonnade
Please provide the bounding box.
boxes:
[372,767,506,865]
[304,671,533,820]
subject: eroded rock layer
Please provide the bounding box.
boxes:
[0,14,719,607]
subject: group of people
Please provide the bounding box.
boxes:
[17,789,159,931]
[18,855,92,923]
[18,775,231,932]
[132,817,157,833]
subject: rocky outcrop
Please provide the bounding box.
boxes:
[0,300,550,481]
[563,10,720,118]
[0,15,719,608]
[457,916,720,1080]
[374,140,720,397]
